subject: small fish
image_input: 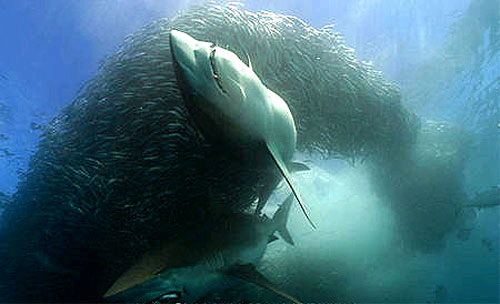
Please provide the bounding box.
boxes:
[434,284,448,303]
[104,194,300,303]
[481,238,494,252]
[0,191,10,208]
[0,148,14,157]
[30,121,46,131]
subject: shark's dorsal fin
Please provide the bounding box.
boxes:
[224,263,302,304]
[254,162,310,217]
[266,142,317,229]
[255,178,279,216]
[273,193,295,246]
[288,161,310,172]
[268,234,279,243]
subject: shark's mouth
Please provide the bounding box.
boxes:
[209,48,226,93]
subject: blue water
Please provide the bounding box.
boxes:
[0,0,498,302]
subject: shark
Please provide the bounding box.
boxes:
[169,29,315,229]
[463,186,499,209]
[103,194,301,303]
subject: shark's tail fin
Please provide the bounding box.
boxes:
[272,194,294,246]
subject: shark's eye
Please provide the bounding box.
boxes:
[209,48,226,93]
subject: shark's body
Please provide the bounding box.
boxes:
[169,30,315,228]
[104,194,299,303]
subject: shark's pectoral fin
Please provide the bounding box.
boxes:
[266,143,316,229]
[104,243,193,298]
[103,253,164,298]
[224,263,302,304]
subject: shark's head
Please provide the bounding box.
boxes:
[169,30,296,161]
[103,195,298,303]
[104,265,224,303]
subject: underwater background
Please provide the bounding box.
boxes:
[0,0,498,303]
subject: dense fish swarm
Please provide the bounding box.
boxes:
[168,3,418,160]
[0,2,432,302]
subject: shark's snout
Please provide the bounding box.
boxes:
[170,30,199,73]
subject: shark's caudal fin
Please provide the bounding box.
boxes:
[224,263,302,304]
[266,143,317,229]
[272,194,295,246]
